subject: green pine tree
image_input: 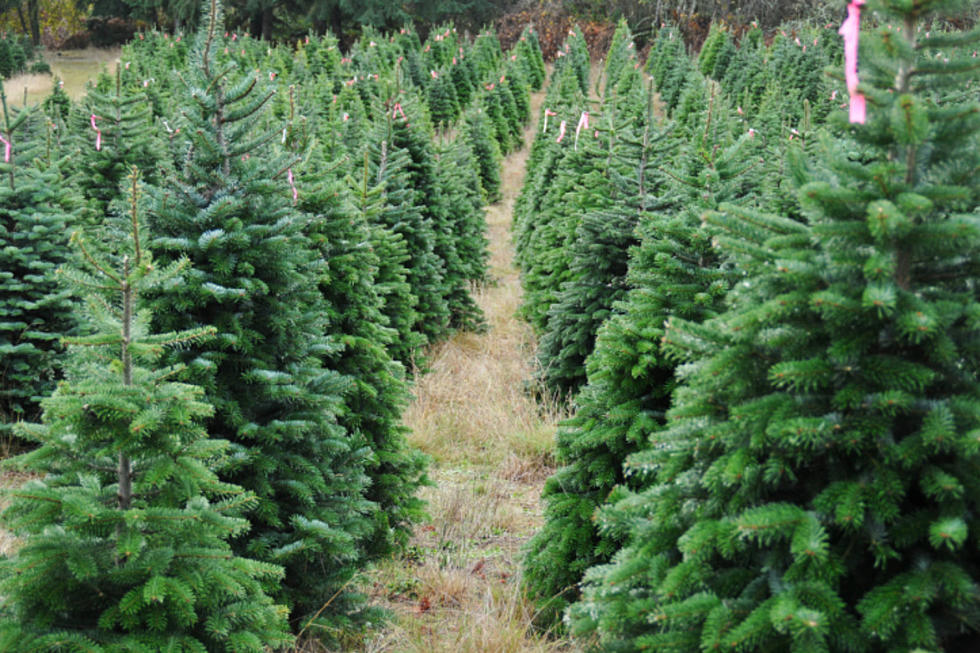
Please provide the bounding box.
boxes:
[143,0,374,634]
[0,171,293,652]
[298,149,429,559]
[462,106,503,202]
[350,145,425,368]
[534,78,662,397]
[525,91,764,622]
[0,94,76,441]
[69,67,165,228]
[571,2,980,649]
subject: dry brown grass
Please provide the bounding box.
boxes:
[5,47,120,106]
[297,84,580,652]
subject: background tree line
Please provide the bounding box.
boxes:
[0,0,885,49]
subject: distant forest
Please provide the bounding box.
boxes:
[0,0,869,48]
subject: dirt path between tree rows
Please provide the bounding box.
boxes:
[339,85,582,653]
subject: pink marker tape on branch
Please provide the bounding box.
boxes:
[288,168,297,203]
[839,0,867,124]
[543,108,557,133]
[90,114,102,151]
[0,134,9,163]
[392,103,407,121]
[556,120,567,143]
[574,111,589,150]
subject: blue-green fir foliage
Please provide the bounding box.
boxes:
[0,173,293,652]
[0,97,76,440]
[570,2,980,650]
[142,0,375,633]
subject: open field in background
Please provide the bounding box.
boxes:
[4,47,120,106]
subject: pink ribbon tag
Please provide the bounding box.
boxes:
[0,134,9,163]
[431,70,438,79]
[839,0,867,124]
[574,111,589,150]
[556,120,567,143]
[288,168,297,204]
[90,114,102,151]
[543,108,557,133]
[393,103,407,121]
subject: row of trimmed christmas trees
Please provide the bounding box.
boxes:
[519,1,980,650]
[0,0,542,648]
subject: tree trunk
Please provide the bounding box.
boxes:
[27,0,40,46]
[262,7,273,41]
[15,4,28,36]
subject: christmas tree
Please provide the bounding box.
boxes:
[298,148,428,559]
[0,171,292,652]
[534,72,658,397]
[350,144,425,367]
[70,67,165,228]
[143,0,374,634]
[0,92,76,441]
[571,2,980,649]
[525,89,764,621]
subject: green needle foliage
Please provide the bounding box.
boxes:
[525,89,764,623]
[298,149,428,559]
[0,95,76,441]
[70,67,166,228]
[0,171,293,652]
[351,144,425,368]
[570,2,980,649]
[143,0,375,633]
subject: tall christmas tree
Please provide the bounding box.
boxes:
[524,89,763,622]
[69,66,165,228]
[0,91,76,440]
[534,72,659,397]
[0,172,292,652]
[143,0,374,634]
[571,2,980,649]
[298,147,428,559]
[350,144,425,368]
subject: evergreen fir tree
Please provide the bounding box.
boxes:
[0,94,76,440]
[0,172,293,652]
[350,145,424,367]
[463,106,502,202]
[433,136,489,331]
[534,79,662,397]
[70,67,165,227]
[427,69,459,131]
[525,92,763,622]
[381,98,453,347]
[298,148,428,559]
[571,2,980,649]
[143,0,374,634]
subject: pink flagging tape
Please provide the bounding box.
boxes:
[574,111,589,150]
[90,114,102,151]
[288,168,297,203]
[0,134,9,162]
[543,108,557,133]
[839,0,867,124]
[556,120,567,143]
